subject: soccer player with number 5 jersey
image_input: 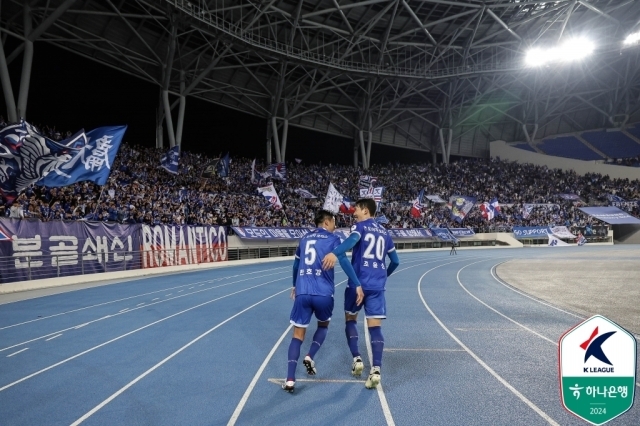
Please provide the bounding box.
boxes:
[283,209,364,393]
[322,198,400,389]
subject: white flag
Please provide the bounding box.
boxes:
[250,159,257,184]
[548,235,570,247]
[258,183,283,209]
[323,183,343,214]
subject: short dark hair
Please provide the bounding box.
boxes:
[314,209,335,226]
[355,198,376,216]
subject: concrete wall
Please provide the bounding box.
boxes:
[612,225,640,243]
[490,140,640,180]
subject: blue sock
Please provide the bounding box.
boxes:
[345,320,360,357]
[287,338,302,381]
[308,325,328,359]
[369,326,384,368]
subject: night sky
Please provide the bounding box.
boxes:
[4,40,436,165]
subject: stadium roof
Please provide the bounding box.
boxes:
[2,0,640,165]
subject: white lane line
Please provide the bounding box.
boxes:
[71,286,292,426]
[457,260,558,346]
[136,303,145,307]
[364,323,395,426]
[45,334,62,341]
[189,287,194,289]
[0,265,289,330]
[6,348,28,357]
[74,323,89,329]
[227,277,354,426]
[0,276,290,393]
[178,290,183,293]
[0,269,290,353]
[268,378,364,384]
[119,309,129,313]
[490,263,583,319]
[418,269,560,426]
[227,324,293,426]
[152,298,159,301]
[384,348,465,352]
[165,294,172,297]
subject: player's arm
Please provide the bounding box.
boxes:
[336,253,364,306]
[291,246,301,299]
[386,248,400,277]
[321,232,360,270]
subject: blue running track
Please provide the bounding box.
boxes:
[0,248,638,425]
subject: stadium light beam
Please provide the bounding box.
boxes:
[623,31,640,45]
[525,38,594,67]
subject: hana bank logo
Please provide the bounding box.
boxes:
[580,326,616,371]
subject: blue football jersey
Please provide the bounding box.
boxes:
[349,218,396,290]
[294,228,341,297]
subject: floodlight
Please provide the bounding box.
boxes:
[623,31,640,45]
[524,38,594,67]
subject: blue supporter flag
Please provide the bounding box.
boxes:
[375,214,389,224]
[160,146,180,174]
[216,152,230,177]
[267,162,287,180]
[447,195,476,223]
[37,125,127,188]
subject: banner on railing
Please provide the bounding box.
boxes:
[512,226,552,239]
[141,224,227,268]
[231,226,313,240]
[0,218,141,282]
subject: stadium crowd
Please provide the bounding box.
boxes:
[1,135,639,234]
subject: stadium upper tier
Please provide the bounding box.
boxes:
[512,125,640,164]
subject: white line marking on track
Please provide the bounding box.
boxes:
[0,269,291,353]
[267,378,365,384]
[364,323,395,426]
[6,348,28,357]
[74,323,89,329]
[189,287,194,289]
[0,266,289,330]
[178,290,183,293]
[152,298,159,301]
[165,294,172,297]
[45,334,62,341]
[227,324,293,426]
[418,268,560,426]
[119,309,129,313]
[490,263,583,319]
[136,303,144,307]
[384,348,465,352]
[70,287,293,426]
[0,276,290,393]
[226,277,354,426]
[456,260,558,346]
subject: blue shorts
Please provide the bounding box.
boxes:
[344,287,386,319]
[290,294,334,328]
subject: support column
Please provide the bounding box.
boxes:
[156,90,164,148]
[163,90,176,148]
[17,0,33,119]
[280,103,288,163]
[0,32,17,122]
[271,117,282,163]
[438,128,447,164]
[446,128,452,163]
[175,70,186,149]
[359,130,368,170]
[365,114,373,168]
[162,26,177,148]
[353,134,359,168]
[266,119,272,164]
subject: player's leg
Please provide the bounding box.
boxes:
[363,290,387,389]
[344,287,364,376]
[284,295,312,392]
[304,296,334,375]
